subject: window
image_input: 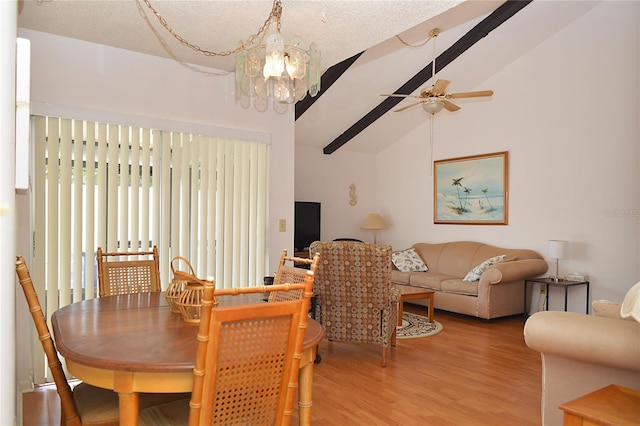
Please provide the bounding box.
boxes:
[30,115,268,383]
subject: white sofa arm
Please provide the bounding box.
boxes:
[524,311,640,372]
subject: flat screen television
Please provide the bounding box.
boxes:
[294,202,321,252]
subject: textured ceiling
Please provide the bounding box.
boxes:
[18,0,468,72]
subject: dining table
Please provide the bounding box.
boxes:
[51,291,324,426]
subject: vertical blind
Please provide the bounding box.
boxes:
[30,115,268,383]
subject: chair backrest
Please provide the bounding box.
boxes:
[188,274,314,425]
[269,249,320,302]
[96,246,161,297]
[310,240,393,344]
[16,256,82,426]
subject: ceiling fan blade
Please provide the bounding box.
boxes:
[394,101,423,113]
[447,90,494,99]
[443,99,461,112]
[431,79,451,96]
[381,93,420,99]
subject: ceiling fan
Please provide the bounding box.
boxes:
[382,79,494,114]
[382,28,493,114]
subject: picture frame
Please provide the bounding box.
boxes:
[434,151,509,225]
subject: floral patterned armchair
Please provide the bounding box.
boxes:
[309,241,400,367]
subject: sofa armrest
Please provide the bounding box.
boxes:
[480,258,548,284]
[524,311,640,372]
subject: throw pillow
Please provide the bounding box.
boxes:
[392,248,428,272]
[592,299,623,319]
[462,254,506,282]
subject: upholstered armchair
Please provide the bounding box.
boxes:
[309,241,400,367]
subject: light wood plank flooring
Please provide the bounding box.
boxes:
[22,304,541,425]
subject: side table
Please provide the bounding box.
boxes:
[559,384,640,425]
[524,277,589,320]
[393,285,435,324]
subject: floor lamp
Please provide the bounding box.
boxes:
[361,213,387,244]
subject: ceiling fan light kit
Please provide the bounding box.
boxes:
[422,99,444,114]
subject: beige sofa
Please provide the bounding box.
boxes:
[390,241,548,319]
[524,299,640,425]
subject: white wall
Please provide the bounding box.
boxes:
[298,1,640,309]
[14,28,297,393]
[1,2,18,423]
[295,144,381,244]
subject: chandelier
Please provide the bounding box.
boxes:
[143,0,320,113]
[236,1,321,112]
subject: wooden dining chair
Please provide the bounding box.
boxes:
[96,246,162,297]
[138,272,315,426]
[15,256,188,426]
[268,249,320,302]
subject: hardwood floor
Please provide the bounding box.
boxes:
[22,304,541,425]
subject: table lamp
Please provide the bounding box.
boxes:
[548,240,569,282]
[361,213,387,244]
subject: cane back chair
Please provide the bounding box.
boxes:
[15,256,186,426]
[268,248,320,302]
[96,246,161,297]
[310,240,400,367]
[138,273,315,426]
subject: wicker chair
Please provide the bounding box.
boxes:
[96,246,161,297]
[138,273,315,425]
[268,248,320,302]
[15,256,187,426]
[310,240,400,367]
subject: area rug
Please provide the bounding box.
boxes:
[396,312,443,339]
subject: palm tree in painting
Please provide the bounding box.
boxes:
[482,187,495,211]
[463,187,472,210]
[451,177,465,212]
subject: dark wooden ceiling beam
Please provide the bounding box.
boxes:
[295,51,364,120]
[322,0,532,155]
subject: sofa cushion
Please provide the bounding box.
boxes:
[390,270,411,285]
[392,248,428,272]
[463,254,506,282]
[408,272,455,291]
[440,278,478,296]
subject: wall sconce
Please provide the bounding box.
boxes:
[548,240,569,282]
[361,213,387,244]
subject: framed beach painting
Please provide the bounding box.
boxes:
[434,151,509,225]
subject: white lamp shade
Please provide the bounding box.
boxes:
[361,213,387,230]
[548,240,568,259]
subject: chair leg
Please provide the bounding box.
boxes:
[381,347,387,367]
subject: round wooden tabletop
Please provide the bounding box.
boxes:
[52,291,323,373]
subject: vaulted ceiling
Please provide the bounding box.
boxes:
[18,0,509,153]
